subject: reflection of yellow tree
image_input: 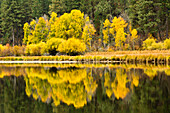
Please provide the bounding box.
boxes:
[104,72,113,98]
[52,83,87,108]
[104,68,140,100]
[132,73,139,87]
[24,68,97,108]
[112,69,129,99]
[48,69,87,84]
[144,69,157,80]
[0,67,26,78]
[84,70,98,101]
[25,76,52,103]
[165,69,170,76]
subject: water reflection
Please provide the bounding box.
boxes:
[0,64,169,113]
[24,67,98,108]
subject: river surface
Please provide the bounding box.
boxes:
[0,64,169,113]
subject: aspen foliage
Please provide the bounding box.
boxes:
[58,37,86,55]
[82,17,96,48]
[103,19,111,44]
[142,34,156,50]
[23,23,30,44]
[55,10,85,39]
[128,23,138,50]
[103,17,128,49]
[48,12,58,38]
[25,42,46,56]
[23,17,49,44]
[46,38,64,55]
[23,10,89,55]
[164,38,170,49]
[111,17,127,49]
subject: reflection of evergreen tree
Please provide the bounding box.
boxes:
[0,76,53,113]
[130,77,169,113]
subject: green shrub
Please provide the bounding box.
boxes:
[46,38,64,55]
[164,38,170,49]
[58,37,86,56]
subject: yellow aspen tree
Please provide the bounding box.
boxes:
[111,17,128,50]
[24,17,49,44]
[129,23,138,50]
[23,23,30,44]
[26,19,36,45]
[115,28,126,50]
[34,17,49,43]
[103,19,111,47]
[55,10,85,40]
[82,17,96,48]
[49,12,58,38]
[131,29,138,50]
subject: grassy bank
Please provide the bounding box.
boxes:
[0,51,169,64]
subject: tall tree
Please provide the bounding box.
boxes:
[128,0,169,40]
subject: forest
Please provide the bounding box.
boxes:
[0,0,169,56]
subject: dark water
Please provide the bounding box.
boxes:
[0,64,169,113]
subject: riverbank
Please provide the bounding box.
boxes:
[0,50,169,64]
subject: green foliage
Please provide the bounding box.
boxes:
[58,38,86,56]
[46,38,64,55]
[129,0,160,35]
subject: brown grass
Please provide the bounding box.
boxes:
[85,50,170,57]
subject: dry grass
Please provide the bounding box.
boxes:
[85,50,170,57]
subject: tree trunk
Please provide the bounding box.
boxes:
[166,8,168,39]
[158,27,162,41]
[12,27,15,47]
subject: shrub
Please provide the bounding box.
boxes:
[46,38,64,55]
[142,38,156,50]
[13,46,26,56]
[25,42,46,56]
[150,42,164,50]
[0,44,13,56]
[58,37,86,56]
[164,38,170,49]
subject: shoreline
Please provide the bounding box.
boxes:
[0,54,169,64]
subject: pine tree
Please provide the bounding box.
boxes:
[49,0,66,15]
[129,0,161,39]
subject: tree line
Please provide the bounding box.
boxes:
[0,0,169,49]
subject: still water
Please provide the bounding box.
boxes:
[0,64,169,113]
